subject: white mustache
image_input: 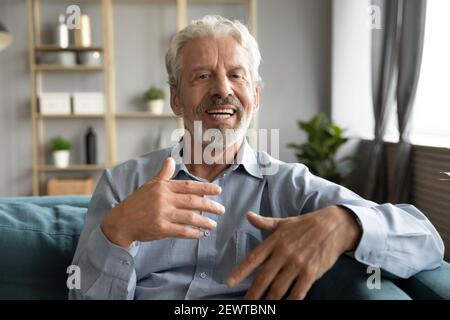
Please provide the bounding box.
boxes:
[196,96,244,117]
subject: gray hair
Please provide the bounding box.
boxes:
[165,15,262,88]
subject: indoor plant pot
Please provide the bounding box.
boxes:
[50,136,72,168]
[53,150,70,168]
[144,86,165,115]
[147,99,164,114]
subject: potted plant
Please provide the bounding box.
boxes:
[287,113,355,184]
[144,86,165,114]
[50,135,72,168]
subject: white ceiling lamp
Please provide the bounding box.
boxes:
[0,21,13,51]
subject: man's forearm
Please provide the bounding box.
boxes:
[69,226,137,300]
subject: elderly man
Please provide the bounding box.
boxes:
[69,15,444,300]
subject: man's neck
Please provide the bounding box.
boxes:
[184,138,244,182]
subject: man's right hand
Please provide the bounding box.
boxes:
[101,157,225,249]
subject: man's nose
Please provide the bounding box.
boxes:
[211,74,233,98]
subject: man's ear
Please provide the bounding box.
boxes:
[253,85,260,113]
[170,86,183,116]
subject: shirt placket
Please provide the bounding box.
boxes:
[185,177,223,299]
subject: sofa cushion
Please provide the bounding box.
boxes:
[0,196,89,299]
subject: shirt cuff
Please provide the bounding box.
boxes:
[339,204,387,267]
[86,226,136,281]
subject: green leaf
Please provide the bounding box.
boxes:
[287,113,355,183]
[50,136,72,151]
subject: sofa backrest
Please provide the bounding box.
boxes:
[0,196,90,299]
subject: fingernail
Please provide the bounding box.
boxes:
[209,219,217,228]
[226,277,235,287]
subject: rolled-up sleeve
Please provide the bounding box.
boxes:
[68,170,138,300]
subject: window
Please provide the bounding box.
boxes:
[409,0,450,148]
[332,0,450,148]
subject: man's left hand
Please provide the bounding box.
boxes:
[226,206,362,300]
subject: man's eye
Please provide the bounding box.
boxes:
[198,74,210,80]
[231,74,244,80]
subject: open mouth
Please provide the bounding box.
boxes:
[205,107,237,119]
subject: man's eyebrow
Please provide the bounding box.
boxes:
[189,65,247,72]
[189,66,212,72]
[229,65,246,72]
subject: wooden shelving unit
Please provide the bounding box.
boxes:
[115,112,180,119]
[37,114,105,119]
[38,164,107,172]
[34,45,104,52]
[27,0,257,195]
[33,65,105,72]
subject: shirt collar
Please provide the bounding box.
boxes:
[170,138,263,180]
[235,139,264,179]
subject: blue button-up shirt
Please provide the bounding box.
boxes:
[69,140,444,299]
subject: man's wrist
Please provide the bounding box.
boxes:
[334,205,363,252]
[101,204,133,249]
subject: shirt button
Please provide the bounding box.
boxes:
[204,230,210,237]
[121,260,130,266]
[200,272,207,279]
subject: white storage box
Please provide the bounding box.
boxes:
[73,92,105,115]
[39,93,71,115]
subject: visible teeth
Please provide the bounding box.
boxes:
[206,108,235,115]
[208,114,231,119]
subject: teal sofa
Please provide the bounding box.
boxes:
[0,196,449,300]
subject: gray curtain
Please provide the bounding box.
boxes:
[365,0,401,203]
[364,0,427,203]
[391,0,427,203]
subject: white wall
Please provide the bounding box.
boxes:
[330,0,374,191]
[258,0,331,162]
[0,0,331,196]
[0,0,31,196]
[331,0,373,138]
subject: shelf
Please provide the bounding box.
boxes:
[34,45,104,52]
[189,0,249,4]
[115,112,179,119]
[36,114,105,119]
[28,0,255,196]
[38,164,106,172]
[33,65,104,72]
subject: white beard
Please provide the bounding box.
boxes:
[188,112,252,150]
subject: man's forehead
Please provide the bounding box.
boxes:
[180,36,250,69]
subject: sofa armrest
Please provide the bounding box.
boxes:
[0,196,88,299]
[394,261,450,300]
[307,255,450,300]
[0,195,91,208]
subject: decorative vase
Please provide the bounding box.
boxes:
[53,150,70,168]
[85,127,97,164]
[147,100,164,115]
